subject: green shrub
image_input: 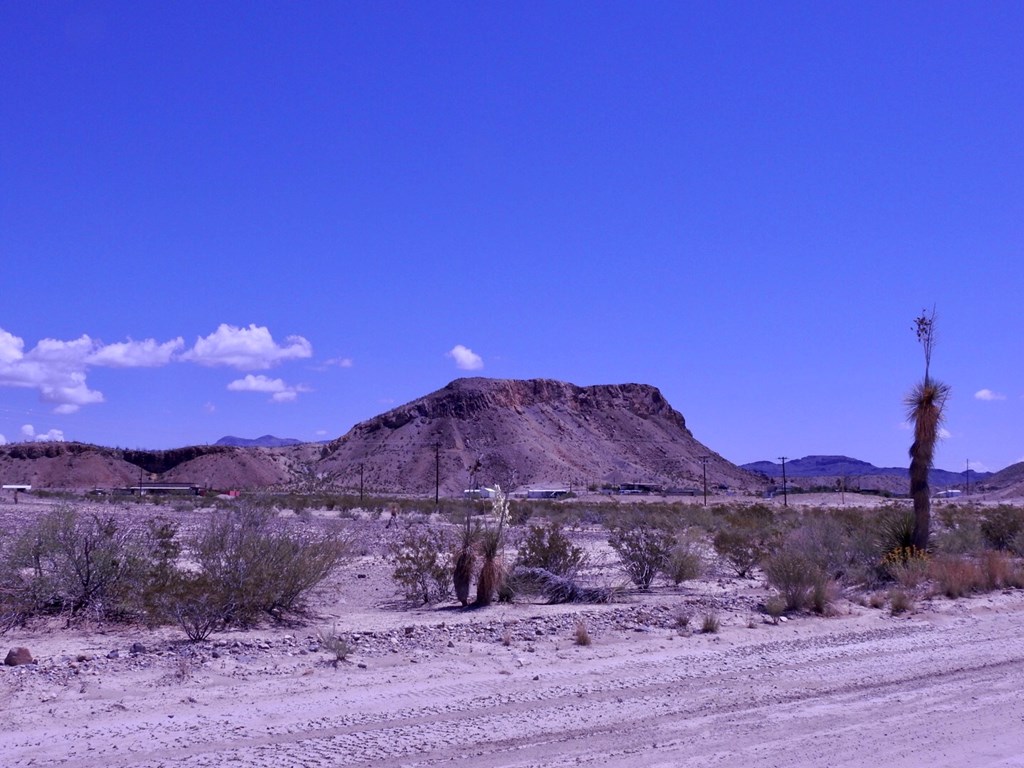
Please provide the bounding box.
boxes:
[712,507,777,579]
[667,540,703,585]
[763,551,828,612]
[187,503,350,626]
[12,504,149,620]
[515,521,587,578]
[608,520,675,590]
[980,506,1024,552]
[389,525,453,604]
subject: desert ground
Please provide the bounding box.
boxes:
[3,494,1024,767]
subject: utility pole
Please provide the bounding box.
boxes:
[359,463,364,503]
[699,455,709,507]
[965,459,970,496]
[434,442,440,505]
[778,456,789,507]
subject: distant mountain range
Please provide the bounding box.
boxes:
[742,455,991,489]
[214,435,303,448]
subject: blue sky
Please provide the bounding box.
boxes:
[2,2,1022,473]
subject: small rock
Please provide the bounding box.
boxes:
[107,650,120,659]
[130,642,147,655]
[357,662,367,669]
[404,626,415,637]
[447,640,455,648]
[5,647,34,666]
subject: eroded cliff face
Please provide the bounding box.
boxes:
[319,378,755,495]
[342,379,688,438]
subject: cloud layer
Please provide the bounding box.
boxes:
[0,324,314,414]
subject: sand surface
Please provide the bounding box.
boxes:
[3,499,1024,766]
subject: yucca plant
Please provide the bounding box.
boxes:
[905,308,950,551]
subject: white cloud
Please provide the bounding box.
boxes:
[226,374,310,403]
[325,357,354,368]
[975,389,1006,401]
[0,326,181,413]
[203,402,217,414]
[183,324,312,370]
[315,429,328,436]
[21,424,64,442]
[88,337,184,368]
[0,434,6,445]
[447,344,484,371]
[939,427,952,440]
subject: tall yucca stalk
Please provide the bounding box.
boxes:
[905,309,950,551]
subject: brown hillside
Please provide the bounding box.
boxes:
[318,378,763,495]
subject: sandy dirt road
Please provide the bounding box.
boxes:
[5,595,1024,768]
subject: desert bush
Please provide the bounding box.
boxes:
[12,504,150,620]
[389,525,453,604]
[515,521,588,578]
[712,506,777,578]
[608,520,675,590]
[763,551,829,612]
[764,595,786,623]
[187,503,350,626]
[157,574,230,641]
[980,506,1024,553]
[667,540,703,585]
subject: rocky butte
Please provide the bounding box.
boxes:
[318,377,762,495]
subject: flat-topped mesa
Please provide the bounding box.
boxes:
[348,378,690,434]
[320,377,756,496]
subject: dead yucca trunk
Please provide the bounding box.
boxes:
[453,548,475,607]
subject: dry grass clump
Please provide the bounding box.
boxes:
[929,555,983,598]
[317,625,351,667]
[574,619,592,646]
[889,589,914,615]
[701,612,720,634]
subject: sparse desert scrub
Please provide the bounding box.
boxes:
[607,518,675,590]
[515,520,588,578]
[389,524,453,604]
[712,505,777,578]
[10,503,152,621]
[980,506,1024,554]
[762,550,831,613]
[185,502,351,626]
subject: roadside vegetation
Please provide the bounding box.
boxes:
[4,491,1024,641]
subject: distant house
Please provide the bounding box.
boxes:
[2,484,31,492]
[935,489,962,499]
